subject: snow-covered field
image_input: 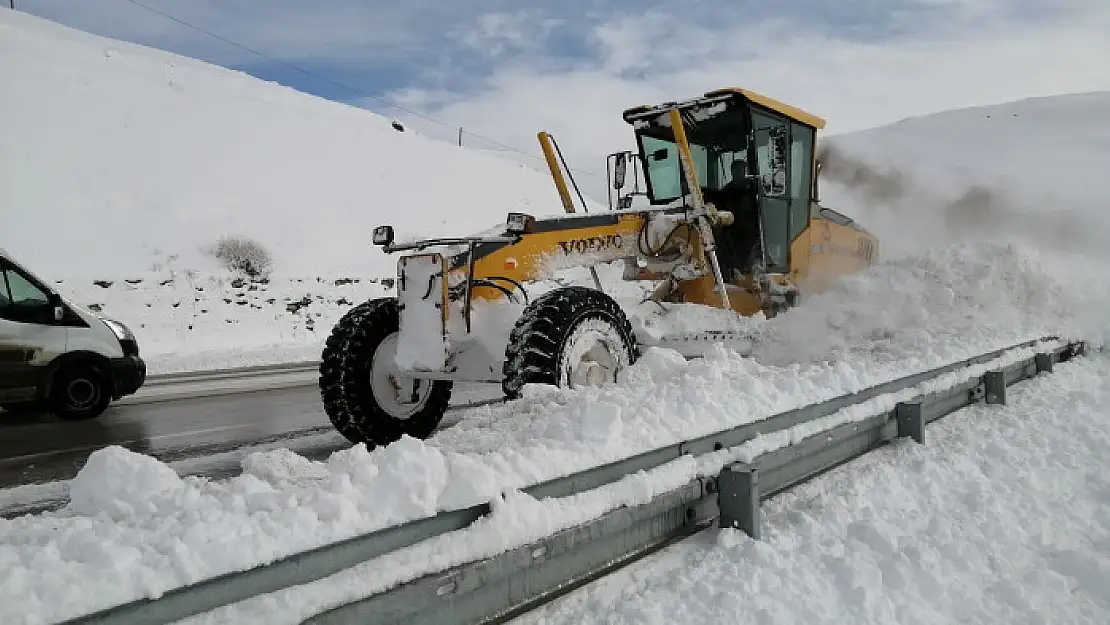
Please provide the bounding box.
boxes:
[517,352,1110,625]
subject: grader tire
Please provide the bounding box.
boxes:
[502,286,640,399]
[319,297,453,447]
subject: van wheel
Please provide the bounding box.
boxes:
[50,364,112,420]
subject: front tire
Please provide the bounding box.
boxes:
[502,286,640,399]
[319,297,453,446]
[49,363,112,420]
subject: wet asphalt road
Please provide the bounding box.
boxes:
[0,383,501,489]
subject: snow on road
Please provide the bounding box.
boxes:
[516,352,1110,625]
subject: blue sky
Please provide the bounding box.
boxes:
[14,0,1110,182]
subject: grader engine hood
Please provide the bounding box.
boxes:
[394,253,449,372]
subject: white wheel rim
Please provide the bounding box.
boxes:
[371,333,433,419]
[559,317,630,389]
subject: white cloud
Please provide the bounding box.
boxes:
[18,0,1110,205]
[451,10,564,59]
[388,1,1110,201]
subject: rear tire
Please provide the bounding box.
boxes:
[319,297,453,447]
[49,363,112,420]
[502,286,640,399]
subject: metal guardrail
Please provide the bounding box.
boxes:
[118,361,323,407]
[143,361,319,385]
[60,337,1086,625]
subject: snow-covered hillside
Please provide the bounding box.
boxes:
[0,11,579,281]
[0,10,589,371]
[819,91,1110,260]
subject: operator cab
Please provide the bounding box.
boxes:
[616,88,823,282]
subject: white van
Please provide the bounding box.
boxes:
[0,248,146,419]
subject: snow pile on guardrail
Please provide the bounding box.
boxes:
[521,351,1110,625]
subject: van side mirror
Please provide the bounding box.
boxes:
[47,293,63,322]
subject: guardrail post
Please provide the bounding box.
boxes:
[1035,353,1054,374]
[718,464,760,539]
[896,401,924,444]
[984,371,1006,405]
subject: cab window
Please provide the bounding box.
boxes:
[788,121,814,240]
[0,264,51,323]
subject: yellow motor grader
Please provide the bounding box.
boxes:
[319,87,879,446]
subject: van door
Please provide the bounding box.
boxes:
[0,259,68,404]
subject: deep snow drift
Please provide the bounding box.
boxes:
[518,352,1110,625]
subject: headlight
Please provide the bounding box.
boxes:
[505,212,535,234]
[373,225,395,246]
[100,317,134,342]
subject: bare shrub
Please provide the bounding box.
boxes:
[208,235,273,279]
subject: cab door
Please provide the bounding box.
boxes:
[750,108,793,274]
[0,258,68,403]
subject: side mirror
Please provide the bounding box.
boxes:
[813,158,823,202]
[612,152,627,190]
[46,292,63,321]
[372,225,395,247]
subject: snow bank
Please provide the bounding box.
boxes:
[520,352,1110,625]
[0,330,1064,622]
[0,330,1068,624]
[172,343,1056,625]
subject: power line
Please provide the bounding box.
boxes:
[118,0,599,177]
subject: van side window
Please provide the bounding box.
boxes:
[0,266,50,322]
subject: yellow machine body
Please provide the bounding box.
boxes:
[426,87,877,321]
